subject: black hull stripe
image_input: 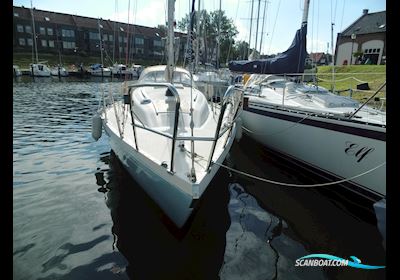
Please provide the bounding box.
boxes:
[245,106,386,141]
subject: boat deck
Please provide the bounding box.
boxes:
[103,99,232,195]
[246,84,386,126]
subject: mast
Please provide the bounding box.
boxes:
[125,0,131,68]
[259,0,267,53]
[166,0,175,83]
[58,46,62,66]
[299,0,310,74]
[195,0,200,72]
[98,18,104,66]
[113,0,117,63]
[254,0,261,53]
[30,0,38,64]
[216,0,221,69]
[302,0,310,26]
[248,0,254,58]
[331,22,335,92]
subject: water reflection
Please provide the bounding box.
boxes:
[227,136,386,280]
[220,183,325,280]
[102,151,231,279]
[98,134,386,280]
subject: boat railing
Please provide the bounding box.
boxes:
[206,85,243,170]
[348,81,386,119]
[111,82,243,175]
[240,71,386,112]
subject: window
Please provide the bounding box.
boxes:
[136,48,144,54]
[47,28,53,36]
[63,41,76,49]
[135,37,144,45]
[153,39,162,47]
[44,17,50,21]
[27,38,33,46]
[25,25,32,34]
[48,40,55,47]
[109,35,113,41]
[141,70,191,85]
[40,27,46,35]
[41,40,47,47]
[103,34,108,41]
[18,38,26,46]
[119,46,123,53]
[62,29,75,37]
[89,32,100,40]
[17,25,24,32]
[14,12,19,17]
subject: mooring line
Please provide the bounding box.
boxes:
[214,162,386,187]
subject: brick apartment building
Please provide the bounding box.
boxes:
[13,5,187,65]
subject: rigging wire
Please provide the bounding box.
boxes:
[267,0,281,55]
[340,0,346,32]
[226,0,240,64]
[112,0,117,64]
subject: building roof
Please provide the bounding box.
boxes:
[309,52,325,63]
[341,10,386,36]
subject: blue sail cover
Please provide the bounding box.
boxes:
[228,24,307,74]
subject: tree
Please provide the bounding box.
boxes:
[231,40,249,61]
[156,25,167,38]
[177,9,238,67]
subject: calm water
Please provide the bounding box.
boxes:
[13,77,385,280]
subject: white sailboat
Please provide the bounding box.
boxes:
[13,65,22,77]
[92,0,243,227]
[229,0,386,201]
[30,63,51,77]
[50,46,69,77]
[111,63,139,78]
[88,63,112,77]
[29,1,51,77]
[50,66,69,77]
[88,19,112,77]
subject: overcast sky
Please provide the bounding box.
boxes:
[13,0,386,55]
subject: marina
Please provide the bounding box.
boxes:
[13,77,386,279]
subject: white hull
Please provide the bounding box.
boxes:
[30,63,51,77]
[89,69,112,77]
[112,70,138,77]
[31,70,51,77]
[103,108,237,227]
[13,66,22,76]
[51,68,69,77]
[241,106,385,199]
